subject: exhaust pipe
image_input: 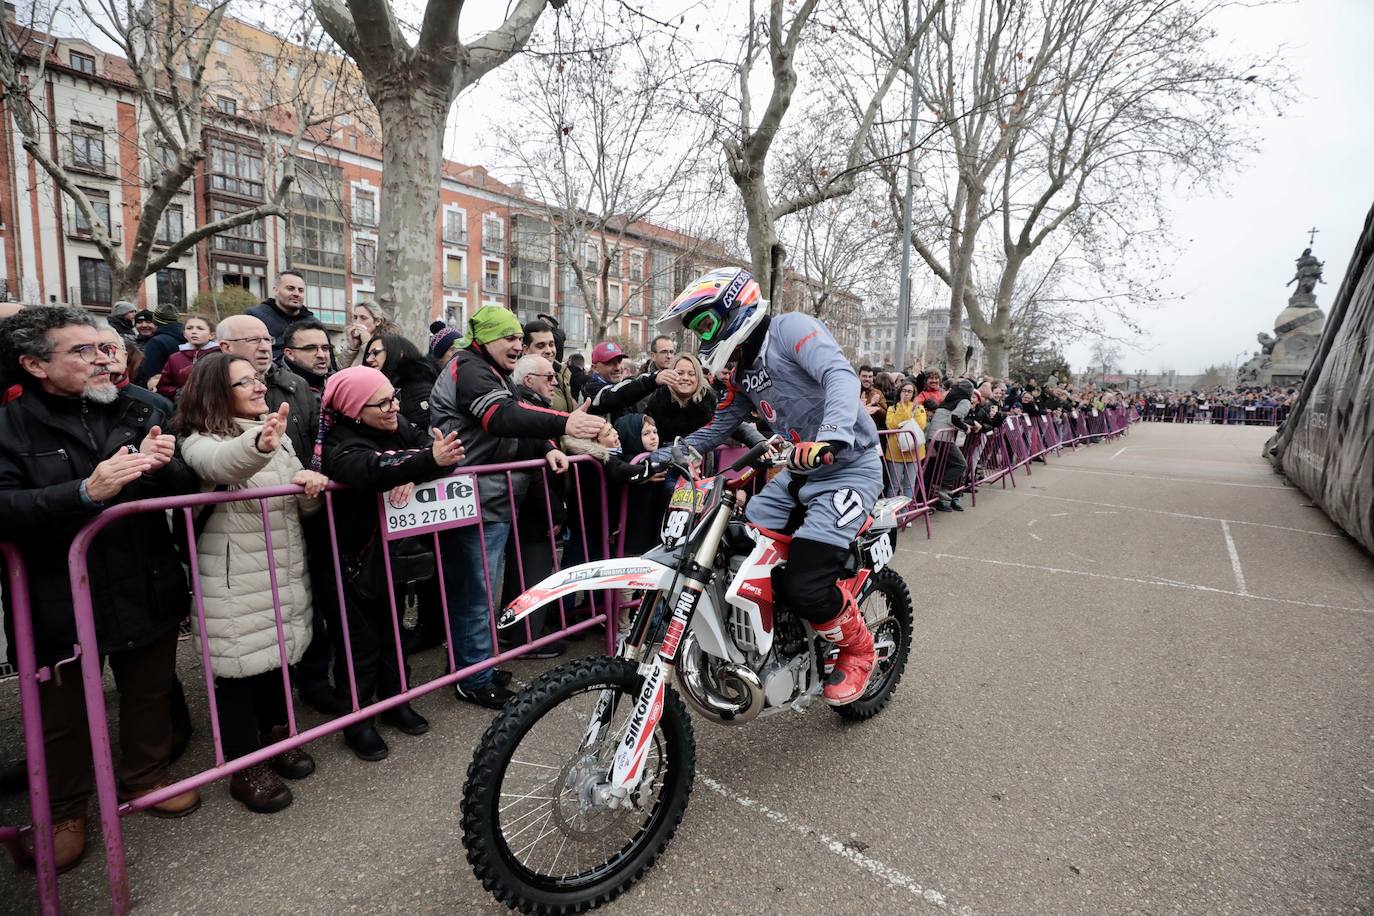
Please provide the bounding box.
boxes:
[674,629,764,725]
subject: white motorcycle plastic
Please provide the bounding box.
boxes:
[461,439,914,913]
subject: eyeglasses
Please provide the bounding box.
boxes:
[364,348,385,359]
[287,343,331,354]
[224,336,273,346]
[528,372,557,382]
[66,342,121,363]
[363,394,400,411]
[230,376,267,391]
[654,347,677,356]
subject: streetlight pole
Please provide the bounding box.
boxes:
[893,0,923,374]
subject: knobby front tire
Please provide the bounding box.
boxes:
[462,656,696,914]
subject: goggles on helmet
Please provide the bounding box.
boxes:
[687,309,723,343]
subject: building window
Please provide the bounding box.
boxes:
[443,208,467,244]
[482,215,505,254]
[353,239,376,276]
[298,269,346,325]
[71,188,110,236]
[210,204,267,257]
[214,39,230,55]
[78,257,111,305]
[69,51,95,75]
[444,255,466,289]
[156,268,186,311]
[289,214,345,270]
[156,205,183,243]
[216,96,237,115]
[209,136,264,199]
[352,187,376,227]
[68,125,106,172]
[483,258,502,293]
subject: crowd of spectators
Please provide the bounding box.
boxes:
[0,277,1244,868]
[1127,386,1296,424]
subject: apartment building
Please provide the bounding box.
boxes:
[4,16,865,359]
[859,307,983,373]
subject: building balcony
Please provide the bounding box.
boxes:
[443,226,469,246]
[482,279,505,296]
[443,276,469,291]
[513,281,550,303]
[482,236,507,256]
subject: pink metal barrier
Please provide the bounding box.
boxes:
[1139,402,1281,426]
[6,409,1138,913]
[48,455,612,914]
[1,543,59,915]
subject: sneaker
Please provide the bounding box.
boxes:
[454,682,516,709]
[934,501,952,513]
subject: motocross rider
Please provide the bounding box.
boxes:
[651,267,881,705]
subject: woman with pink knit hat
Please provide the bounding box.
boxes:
[314,366,465,762]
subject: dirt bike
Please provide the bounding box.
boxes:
[461,438,914,913]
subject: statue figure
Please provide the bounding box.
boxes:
[1257,331,1276,355]
[1286,247,1324,296]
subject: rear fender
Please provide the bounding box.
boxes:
[498,559,675,629]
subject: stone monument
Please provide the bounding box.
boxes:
[1238,239,1327,387]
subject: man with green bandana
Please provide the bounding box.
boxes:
[430,306,606,708]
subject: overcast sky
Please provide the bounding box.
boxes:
[450,0,1371,375]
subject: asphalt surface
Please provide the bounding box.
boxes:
[3,421,1372,914]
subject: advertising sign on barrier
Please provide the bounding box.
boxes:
[381,472,480,538]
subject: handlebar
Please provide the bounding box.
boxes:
[727,438,780,472]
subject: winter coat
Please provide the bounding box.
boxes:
[0,385,197,666]
[389,357,438,433]
[884,400,926,462]
[643,385,718,445]
[585,371,660,420]
[430,344,564,523]
[133,322,186,386]
[264,360,321,462]
[156,341,218,401]
[180,419,319,679]
[320,414,444,562]
[511,385,568,544]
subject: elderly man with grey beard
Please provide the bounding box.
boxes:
[0,306,203,871]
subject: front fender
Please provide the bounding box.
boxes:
[497,558,676,629]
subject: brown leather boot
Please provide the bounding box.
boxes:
[262,726,315,780]
[229,763,293,814]
[119,780,202,818]
[18,815,87,873]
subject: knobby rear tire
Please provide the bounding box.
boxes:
[462,656,696,914]
[834,567,914,721]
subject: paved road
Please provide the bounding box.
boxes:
[4,421,1372,914]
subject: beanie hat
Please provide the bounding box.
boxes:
[133,309,156,323]
[428,320,461,360]
[111,301,136,317]
[312,365,391,471]
[321,366,389,421]
[153,302,180,325]
[458,305,522,348]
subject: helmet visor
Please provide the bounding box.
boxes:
[687,309,723,343]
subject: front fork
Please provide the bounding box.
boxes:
[586,501,734,803]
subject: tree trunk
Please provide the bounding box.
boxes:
[735,170,783,302]
[374,90,448,342]
[944,184,983,373]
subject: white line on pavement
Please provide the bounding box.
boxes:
[699,774,972,914]
[1040,466,1291,490]
[1111,446,1129,459]
[1221,520,1247,594]
[900,548,1374,617]
[1021,493,1342,538]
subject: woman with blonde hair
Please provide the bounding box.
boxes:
[337,300,395,368]
[643,352,715,443]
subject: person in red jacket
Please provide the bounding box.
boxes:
[155,314,217,401]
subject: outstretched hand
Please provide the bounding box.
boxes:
[564,398,605,440]
[431,428,464,466]
[256,403,290,454]
[138,425,176,470]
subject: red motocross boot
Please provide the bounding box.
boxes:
[815,585,875,705]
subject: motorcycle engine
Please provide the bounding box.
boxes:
[759,651,809,707]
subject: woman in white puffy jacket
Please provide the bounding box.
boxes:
[173,353,330,815]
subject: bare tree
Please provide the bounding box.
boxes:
[312,0,562,340]
[492,4,713,341]
[712,0,940,303]
[0,0,330,304]
[875,0,1284,375]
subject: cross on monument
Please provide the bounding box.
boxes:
[1307,226,1320,247]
